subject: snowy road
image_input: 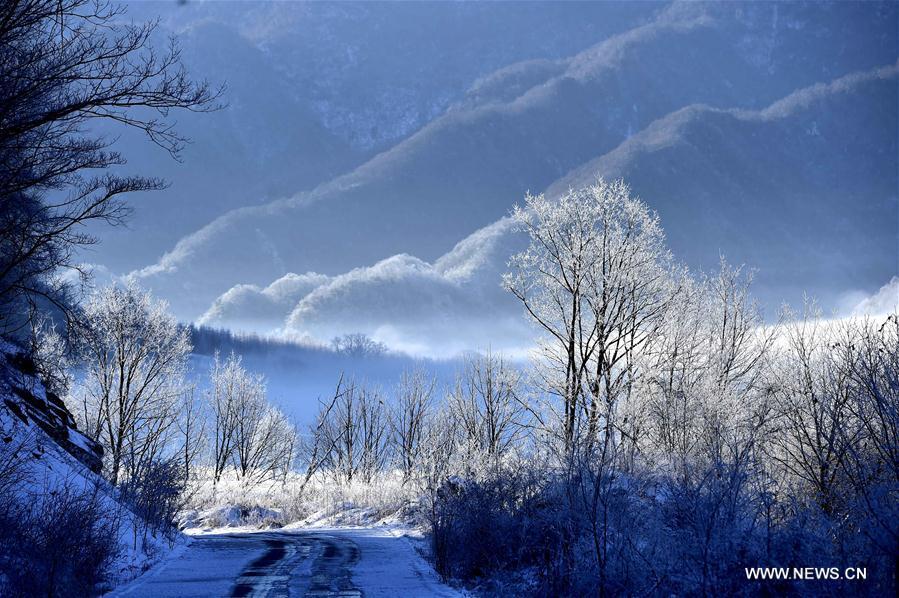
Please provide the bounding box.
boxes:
[109,528,460,597]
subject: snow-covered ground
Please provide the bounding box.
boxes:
[104,465,458,596]
[110,468,458,596]
[109,526,462,597]
[0,341,181,590]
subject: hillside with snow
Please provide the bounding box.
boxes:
[0,343,183,594]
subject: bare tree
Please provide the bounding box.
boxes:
[175,385,207,487]
[504,187,594,451]
[294,376,347,497]
[390,368,435,484]
[207,352,245,485]
[278,417,300,485]
[0,0,220,333]
[320,380,389,484]
[840,314,899,567]
[505,178,674,453]
[575,180,673,453]
[450,351,525,464]
[641,259,775,467]
[323,380,360,483]
[766,303,859,515]
[230,378,296,488]
[331,333,387,358]
[229,370,267,483]
[27,314,73,395]
[357,386,390,483]
[74,282,190,485]
[702,260,774,396]
[642,275,707,463]
[421,403,461,491]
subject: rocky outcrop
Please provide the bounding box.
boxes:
[0,345,103,474]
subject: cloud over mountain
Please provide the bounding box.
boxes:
[198,218,529,358]
[130,3,897,323]
[849,277,899,317]
[191,60,897,356]
[198,272,331,332]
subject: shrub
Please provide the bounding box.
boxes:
[120,458,186,544]
[429,466,577,594]
[0,481,121,597]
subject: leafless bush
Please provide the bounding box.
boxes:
[0,480,121,597]
[120,458,185,546]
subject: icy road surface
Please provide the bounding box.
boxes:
[109,527,461,597]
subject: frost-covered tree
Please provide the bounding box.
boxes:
[640,259,774,467]
[421,402,461,490]
[505,178,674,452]
[390,368,435,483]
[356,386,390,484]
[767,304,853,514]
[504,186,595,450]
[207,352,246,484]
[74,283,190,485]
[331,333,387,358]
[322,380,389,484]
[226,370,296,487]
[205,351,296,487]
[839,314,899,567]
[27,315,73,395]
[576,180,673,452]
[450,351,524,463]
[228,370,267,481]
[641,273,707,462]
[175,385,206,486]
[294,376,347,497]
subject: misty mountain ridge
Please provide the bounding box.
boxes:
[90,1,659,272]
[84,1,898,357]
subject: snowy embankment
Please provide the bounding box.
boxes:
[0,342,183,593]
[177,469,426,532]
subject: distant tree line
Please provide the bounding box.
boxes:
[189,324,312,358]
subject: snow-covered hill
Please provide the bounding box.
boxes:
[148,61,898,356]
[127,2,897,333]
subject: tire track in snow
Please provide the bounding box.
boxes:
[305,534,362,597]
[230,535,311,597]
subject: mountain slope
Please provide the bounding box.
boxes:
[131,2,898,320]
[91,1,658,273]
[549,62,898,307]
[0,342,181,592]
[199,63,898,353]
